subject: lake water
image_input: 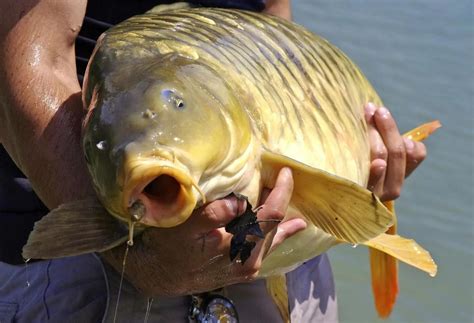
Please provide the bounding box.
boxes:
[293,1,473,322]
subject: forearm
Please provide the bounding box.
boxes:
[0,0,91,208]
[264,0,291,20]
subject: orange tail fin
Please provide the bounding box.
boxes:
[403,120,441,140]
[369,120,441,318]
[370,201,398,318]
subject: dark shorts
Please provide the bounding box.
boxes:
[0,254,107,323]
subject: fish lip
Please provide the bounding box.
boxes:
[122,157,198,228]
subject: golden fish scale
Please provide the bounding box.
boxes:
[102,8,383,186]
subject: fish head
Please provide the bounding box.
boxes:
[83,54,252,227]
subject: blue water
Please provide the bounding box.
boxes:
[293,1,473,322]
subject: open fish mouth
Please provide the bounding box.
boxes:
[123,158,201,227]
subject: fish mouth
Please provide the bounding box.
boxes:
[123,159,202,228]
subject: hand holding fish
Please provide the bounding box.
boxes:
[365,103,427,201]
[101,167,306,296]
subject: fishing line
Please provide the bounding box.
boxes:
[144,297,154,323]
[112,244,130,323]
[113,215,142,323]
[23,258,31,288]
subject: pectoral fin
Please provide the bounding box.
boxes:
[261,149,393,244]
[363,232,437,277]
[22,198,134,260]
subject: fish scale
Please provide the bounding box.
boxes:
[23,6,438,319]
[115,9,368,182]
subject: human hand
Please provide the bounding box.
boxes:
[365,103,427,201]
[102,168,306,296]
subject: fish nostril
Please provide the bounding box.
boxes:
[143,174,181,206]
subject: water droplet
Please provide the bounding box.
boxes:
[96,140,108,150]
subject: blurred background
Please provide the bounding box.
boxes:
[293,1,473,322]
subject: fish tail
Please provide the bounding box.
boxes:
[266,275,290,323]
[403,120,441,141]
[369,201,398,318]
[370,121,441,317]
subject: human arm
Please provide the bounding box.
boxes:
[263,0,291,20]
[0,0,90,208]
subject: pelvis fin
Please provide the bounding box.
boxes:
[22,198,136,260]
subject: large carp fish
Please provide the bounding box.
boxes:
[23,4,438,319]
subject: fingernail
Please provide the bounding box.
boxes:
[281,167,292,177]
[378,107,390,118]
[225,197,238,216]
[404,137,415,150]
[365,102,376,116]
[276,227,286,235]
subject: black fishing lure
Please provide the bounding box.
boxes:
[225,194,279,264]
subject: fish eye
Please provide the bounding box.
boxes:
[161,89,185,110]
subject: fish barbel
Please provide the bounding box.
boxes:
[23,5,438,318]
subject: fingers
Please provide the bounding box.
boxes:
[367,158,387,196]
[373,106,406,200]
[257,167,294,234]
[365,103,387,196]
[366,103,408,201]
[140,168,299,289]
[269,218,307,252]
[404,137,427,177]
[187,195,247,234]
[225,168,295,273]
[366,103,430,201]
